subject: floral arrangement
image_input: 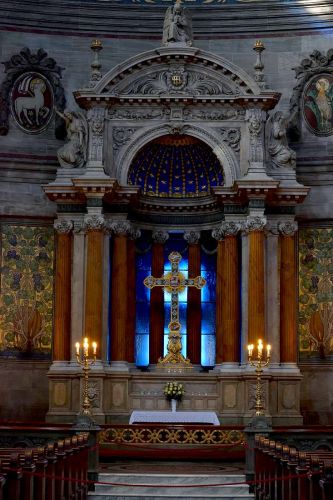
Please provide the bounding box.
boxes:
[163,381,185,401]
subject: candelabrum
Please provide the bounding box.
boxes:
[247,339,271,416]
[75,338,97,417]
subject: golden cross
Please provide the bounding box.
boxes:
[144,251,206,333]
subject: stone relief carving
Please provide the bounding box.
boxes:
[0,47,66,138]
[219,127,241,152]
[113,127,137,152]
[87,380,100,409]
[183,107,244,121]
[152,230,169,244]
[246,108,265,163]
[87,108,105,163]
[162,1,193,46]
[278,221,298,236]
[56,110,87,168]
[108,107,169,120]
[267,111,296,170]
[288,49,333,141]
[118,69,235,96]
[54,219,73,234]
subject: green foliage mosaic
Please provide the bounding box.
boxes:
[0,225,54,358]
[298,228,333,361]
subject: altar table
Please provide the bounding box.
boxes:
[129,410,220,425]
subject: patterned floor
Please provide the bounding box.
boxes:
[100,460,245,474]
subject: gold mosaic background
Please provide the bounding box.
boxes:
[0,224,54,358]
[298,228,333,361]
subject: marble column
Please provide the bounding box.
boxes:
[110,221,131,364]
[53,219,73,362]
[279,221,298,364]
[126,227,141,363]
[84,215,105,357]
[149,231,169,364]
[184,231,201,365]
[246,216,266,344]
[213,222,241,365]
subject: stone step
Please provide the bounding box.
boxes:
[88,473,254,499]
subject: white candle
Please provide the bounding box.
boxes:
[75,342,80,356]
[248,344,254,357]
[258,339,263,356]
[83,337,89,355]
[92,342,97,355]
[267,344,271,357]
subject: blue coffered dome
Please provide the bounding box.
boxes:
[127,135,224,198]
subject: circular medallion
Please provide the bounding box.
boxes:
[10,72,54,133]
[302,73,333,137]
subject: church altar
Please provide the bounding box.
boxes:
[129,410,220,425]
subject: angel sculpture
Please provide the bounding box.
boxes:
[268,111,296,170]
[162,1,192,46]
[56,109,87,168]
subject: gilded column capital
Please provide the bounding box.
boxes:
[83,214,106,232]
[243,216,267,233]
[54,219,73,234]
[152,230,169,244]
[278,221,298,236]
[184,230,200,245]
[212,221,241,240]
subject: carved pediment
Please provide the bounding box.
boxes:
[110,66,238,97]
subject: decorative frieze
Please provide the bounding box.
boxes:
[108,108,169,120]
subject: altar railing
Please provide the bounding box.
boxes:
[99,424,245,460]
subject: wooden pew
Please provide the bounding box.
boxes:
[0,433,89,500]
[255,435,333,500]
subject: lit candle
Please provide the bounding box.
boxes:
[92,342,97,356]
[83,337,89,355]
[267,344,271,357]
[75,342,80,356]
[248,344,254,357]
[258,339,263,356]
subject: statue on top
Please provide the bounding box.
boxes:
[162,0,192,46]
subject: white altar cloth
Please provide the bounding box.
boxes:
[129,410,220,425]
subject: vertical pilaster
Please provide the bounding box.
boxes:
[150,231,169,364]
[110,221,131,364]
[53,220,73,362]
[184,231,201,365]
[84,215,105,357]
[246,216,266,344]
[213,222,241,365]
[279,221,298,364]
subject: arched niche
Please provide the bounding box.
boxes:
[115,123,239,188]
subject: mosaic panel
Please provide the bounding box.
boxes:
[298,228,333,361]
[0,225,54,358]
